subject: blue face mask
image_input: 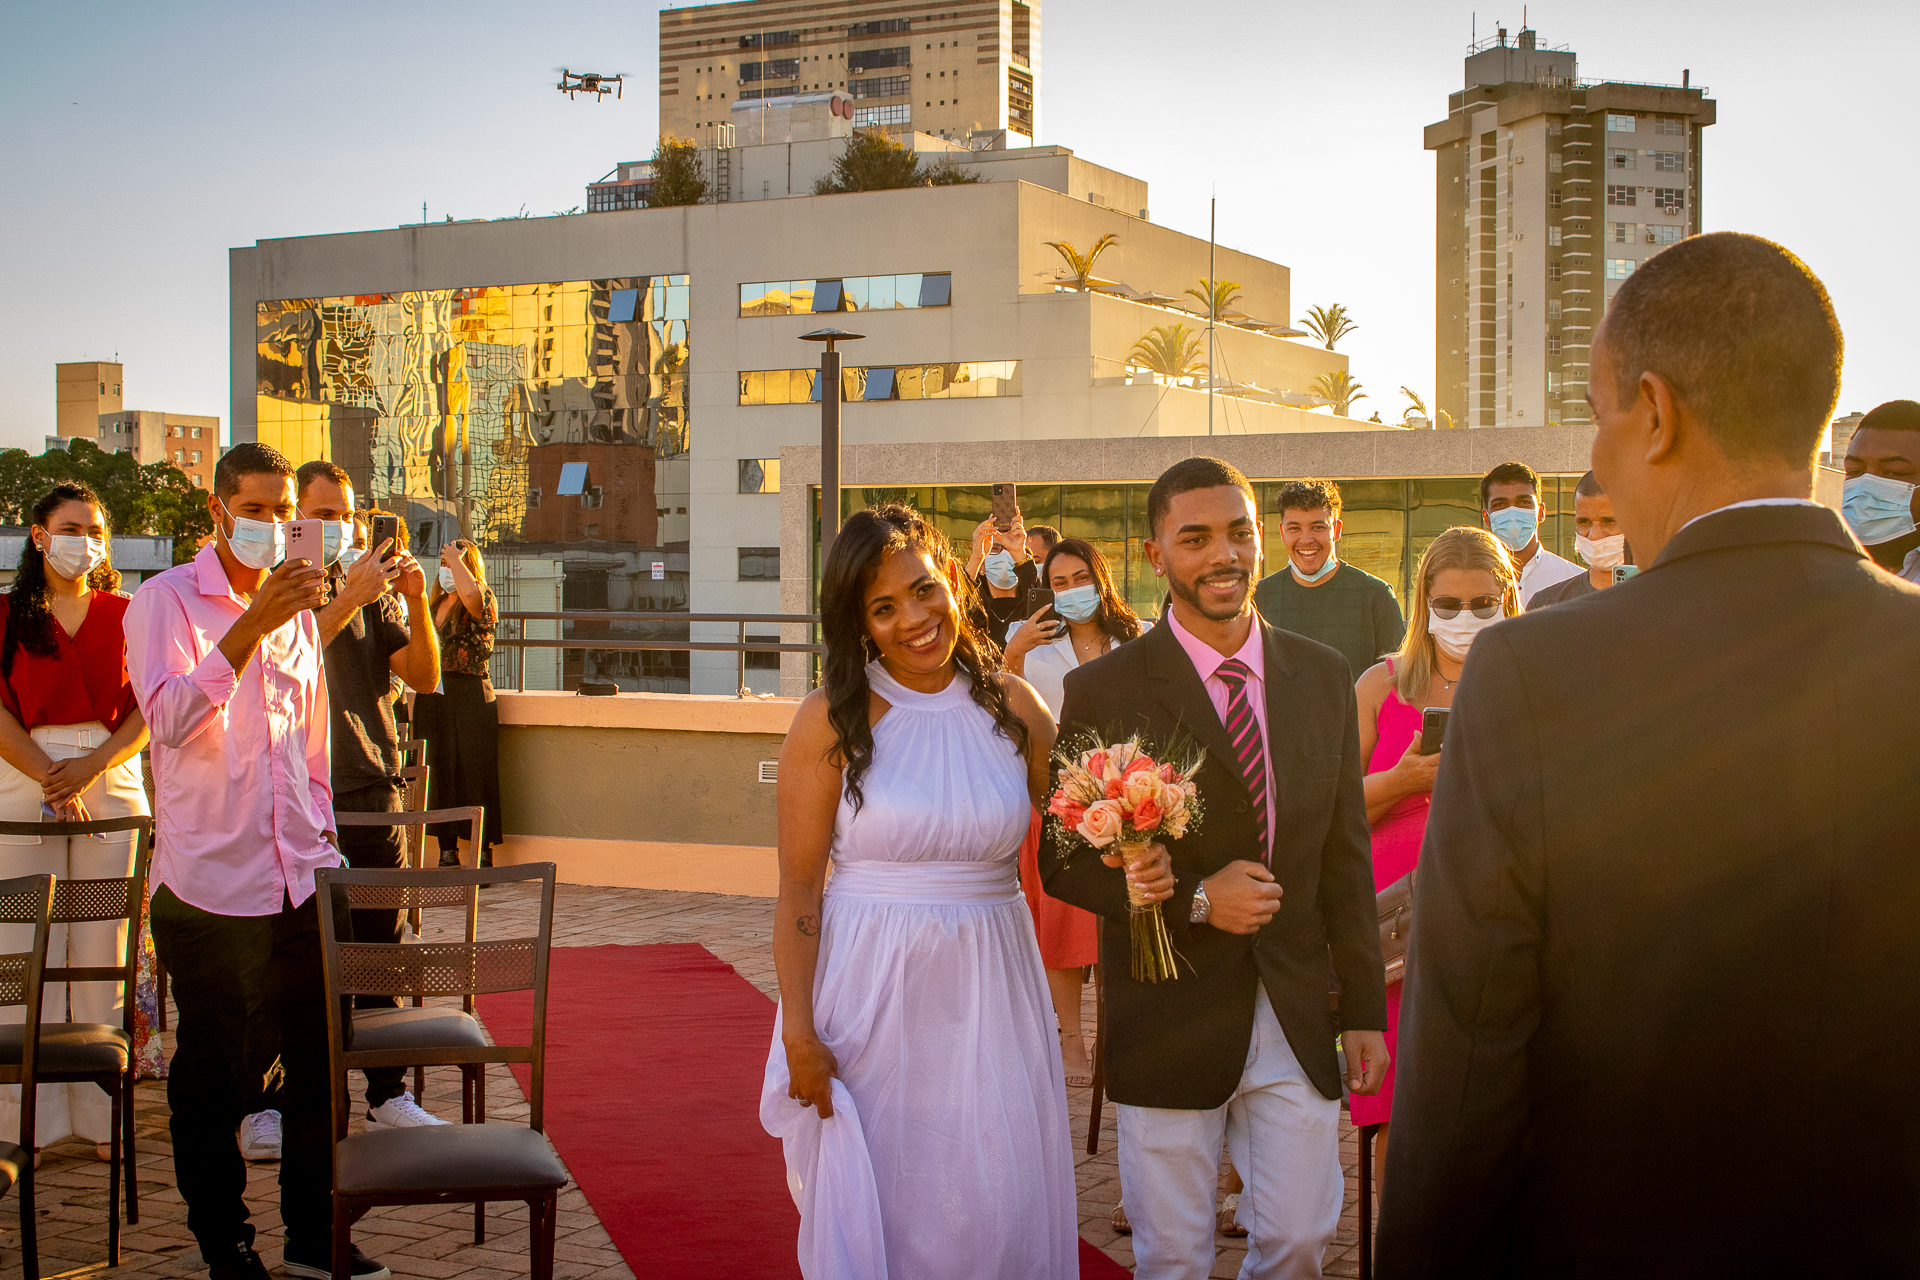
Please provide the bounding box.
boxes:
[1292,555,1337,583]
[1052,584,1101,623]
[1842,472,1918,546]
[1488,505,1539,552]
[983,549,1019,589]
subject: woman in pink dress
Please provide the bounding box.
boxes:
[1352,526,1520,1192]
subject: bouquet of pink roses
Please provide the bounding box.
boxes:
[1047,734,1205,982]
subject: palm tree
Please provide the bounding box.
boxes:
[1399,386,1429,425]
[1044,233,1119,291]
[1128,324,1207,380]
[1310,369,1366,417]
[1184,277,1243,320]
[1300,303,1358,351]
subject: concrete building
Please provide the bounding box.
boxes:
[56,361,123,439]
[661,0,1037,146]
[0,528,174,591]
[1426,28,1714,429]
[231,162,1364,695]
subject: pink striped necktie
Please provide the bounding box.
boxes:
[1213,658,1271,863]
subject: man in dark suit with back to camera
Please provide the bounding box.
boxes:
[1045,457,1388,1280]
[1377,232,1920,1276]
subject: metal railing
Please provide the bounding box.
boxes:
[493,611,819,696]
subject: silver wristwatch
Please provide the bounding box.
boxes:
[1190,880,1212,924]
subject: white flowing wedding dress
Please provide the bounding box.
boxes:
[761,662,1079,1280]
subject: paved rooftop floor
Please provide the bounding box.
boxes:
[0,885,1374,1279]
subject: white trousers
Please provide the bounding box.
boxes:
[0,723,145,1145]
[1117,983,1343,1280]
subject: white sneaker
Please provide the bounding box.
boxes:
[365,1092,450,1130]
[239,1110,282,1162]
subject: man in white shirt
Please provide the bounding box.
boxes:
[1480,460,1583,605]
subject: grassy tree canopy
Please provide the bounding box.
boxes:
[0,440,211,563]
[648,137,709,207]
[814,131,981,194]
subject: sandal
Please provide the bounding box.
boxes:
[1218,1192,1246,1237]
[1110,1201,1130,1235]
[1064,1069,1093,1088]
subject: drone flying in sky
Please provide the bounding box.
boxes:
[557,69,623,100]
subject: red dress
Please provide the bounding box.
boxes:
[1018,810,1098,969]
[1348,676,1429,1129]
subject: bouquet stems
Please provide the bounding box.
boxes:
[1118,838,1180,983]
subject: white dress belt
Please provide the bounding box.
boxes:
[826,859,1020,905]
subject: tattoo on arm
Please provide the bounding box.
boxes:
[796,915,818,937]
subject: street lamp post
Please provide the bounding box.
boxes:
[798,327,865,567]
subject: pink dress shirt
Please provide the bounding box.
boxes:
[1165,607,1276,861]
[125,544,338,916]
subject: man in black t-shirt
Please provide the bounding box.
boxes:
[296,462,442,1131]
[1527,471,1635,610]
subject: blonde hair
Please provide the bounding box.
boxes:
[1390,526,1521,705]
[429,538,488,610]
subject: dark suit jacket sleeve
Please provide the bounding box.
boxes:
[1376,626,1546,1277]
[1039,666,1136,925]
[1326,674,1390,1032]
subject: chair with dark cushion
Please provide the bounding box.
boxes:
[0,817,152,1267]
[0,873,60,1279]
[317,861,566,1278]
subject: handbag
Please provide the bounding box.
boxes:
[1377,868,1417,986]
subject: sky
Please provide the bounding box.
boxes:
[2,0,1915,452]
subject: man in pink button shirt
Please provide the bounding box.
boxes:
[126,443,388,1280]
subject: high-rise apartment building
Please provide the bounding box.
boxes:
[54,361,220,488]
[56,361,123,439]
[660,0,1037,145]
[1426,29,1714,428]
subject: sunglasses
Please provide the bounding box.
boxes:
[1430,595,1503,620]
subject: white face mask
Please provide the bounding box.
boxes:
[1428,607,1502,661]
[41,534,107,582]
[1574,533,1627,569]
[438,566,457,592]
[218,499,285,570]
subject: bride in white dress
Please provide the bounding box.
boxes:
[761,504,1080,1279]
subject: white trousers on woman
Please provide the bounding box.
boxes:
[1117,983,1344,1280]
[0,722,144,1146]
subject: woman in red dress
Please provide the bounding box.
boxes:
[0,483,153,1159]
[1352,526,1519,1193]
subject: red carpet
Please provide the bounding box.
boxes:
[478,943,1132,1278]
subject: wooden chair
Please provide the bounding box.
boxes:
[0,874,55,1280]
[316,862,566,1278]
[397,738,428,771]
[331,806,481,1113]
[0,817,153,1266]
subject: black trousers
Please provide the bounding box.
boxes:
[334,781,407,1109]
[150,885,334,1260]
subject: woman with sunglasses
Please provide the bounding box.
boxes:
[1350,525,1519,1191]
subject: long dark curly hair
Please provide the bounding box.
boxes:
[823,504,1028,812]
[4,483,120,679]
[1041,536,1143,647]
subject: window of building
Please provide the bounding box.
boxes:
[740,271,951,316]
[853,103,911,127]
[609,288,640,322]
[740,361,1022,405]
[582,524,599,538]
[1607,113,1636,132]
[1548,300,1562,319]
[580,485,604,510]
[191,451,201,464]
[849,46,911,73]
[527,488,541,509]
[1547,226,1562,246]
[191,426,203,438]
[1653,151,1685,172]
[740,58,800,81]
[1607,258,1637,280]
[1608,148,1635,170]
[1648,224,1685,246]
[1607,185,1637,206]
[174,450,184,463]
[739,458,781,493]
[739,547,781,581]
[1549,189,1562,209]
[848,17,910,35]
[851,75,910,98]
[1549,262,1562,282]
[1612,222,1637,243]
[1546,152,1561,174]
[1654,117,1684,136]
[1548,335,1562,355]
[1652,187,1686,212]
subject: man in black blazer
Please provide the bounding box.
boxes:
[1378,232,1920,1276]
[1045,457,1387,1279]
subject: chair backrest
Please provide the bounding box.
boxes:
[315,862,556,1138]
[0,874,57,1149]
[336,805,479,866]
[0,818,151,1024]
[398,736,428,768]
[394,766,431,871]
